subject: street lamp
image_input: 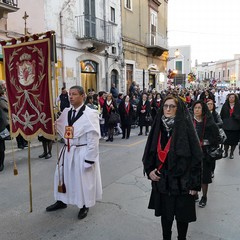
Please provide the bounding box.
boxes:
[166,49,181,61]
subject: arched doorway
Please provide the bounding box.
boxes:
[111,69,119,89]
[80,60,97,93]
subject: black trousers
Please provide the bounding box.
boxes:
[161,216,188,240]
[122,124,131,138]
[139,126,149,134]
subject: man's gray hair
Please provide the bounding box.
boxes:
[70,85,85,95]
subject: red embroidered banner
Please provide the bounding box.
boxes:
[3,39,55,140]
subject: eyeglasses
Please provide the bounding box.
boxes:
[163,104,177,110]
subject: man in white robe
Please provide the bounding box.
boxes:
[46,86,102,220]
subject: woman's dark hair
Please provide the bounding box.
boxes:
[227,93,239,104]
[86,95,93,104]
[192,100,209,117]
[206,98,216,111]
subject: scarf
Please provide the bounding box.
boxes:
[161,115,175,136]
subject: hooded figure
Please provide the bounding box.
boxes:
[142,95,202,240]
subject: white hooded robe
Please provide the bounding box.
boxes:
[54,106,102,208]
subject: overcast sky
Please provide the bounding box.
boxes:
[168,0,240,64]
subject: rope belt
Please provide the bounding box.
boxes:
[57,143,87,193]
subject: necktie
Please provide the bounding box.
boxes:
[71,109,76,125]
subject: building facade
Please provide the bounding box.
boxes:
[0,0,170,95]
[122,0,168,93]
[195,55,240,88]
[167,45,191,88]
[44,0,123,95]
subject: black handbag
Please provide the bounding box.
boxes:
[108,112,120,125]
[145,113,153,123]
[206,146,223,160]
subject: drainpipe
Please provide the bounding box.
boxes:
[103,0,109,91]
[60,0,72,88]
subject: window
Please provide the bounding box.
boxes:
[110,7,115,22]
[175,61,182,74]
[112,46,116,54]
[227,69,230,77]
[150,9,157,45]
[125,0,132,10]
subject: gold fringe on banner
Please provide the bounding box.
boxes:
[0,31,55,46]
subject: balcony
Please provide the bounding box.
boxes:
[75,15,115,52]
[0,0,18,12]
[145,32,168,56]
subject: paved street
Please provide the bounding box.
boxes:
[1,128,240,240]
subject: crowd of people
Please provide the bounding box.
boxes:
[1,80,240,237]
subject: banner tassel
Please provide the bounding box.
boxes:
[10,129,18,176]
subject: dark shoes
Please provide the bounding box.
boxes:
[46,201,67,212]
[229,153,234,159]
[0,164,4,172]
[145,132,148,136]
[78,205,89,220]
[39,153,52,159]
[39,153,47,158]
[199,196,207,208]
[45,153,52,159]
[138,132,143,136]
[46,201,89,220]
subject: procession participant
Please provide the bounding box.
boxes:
[137,93,151,136]
[55,87,70,113]
[46,86,102,220]
[192,100,220,208]
[220,93,240,159]
[142,95,202,240]
[118,95,134,139]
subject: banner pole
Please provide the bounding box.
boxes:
[27,141,33,212]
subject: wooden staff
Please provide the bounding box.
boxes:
[27,141,33,212]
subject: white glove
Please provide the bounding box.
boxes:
[84,162,93,169]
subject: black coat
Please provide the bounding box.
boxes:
[137,100,151,126]
[102,100,118,126]
[142,99,202,196]
[118,101,134,126]
[212,110,223,128]
[220,101,240,131]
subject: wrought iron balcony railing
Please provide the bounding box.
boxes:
[145,32,168,49]
[75,15,115,45]
[1,0,18,7]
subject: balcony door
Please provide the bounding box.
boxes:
[84,0,96,38]
[150,9,157,45]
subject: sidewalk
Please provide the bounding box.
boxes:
[5,137,44,155]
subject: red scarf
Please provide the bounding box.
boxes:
[141,105,146,110]
[230,107,234,117]
[156,101,161,108]
[106,105,112,113]
[125,103,130,114]
[157,132,172,171]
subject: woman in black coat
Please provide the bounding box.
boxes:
[192,100,220,208]
[118,95,134,139]
[142,95,202,240]
[206,99,223,178]
[220,93,240,159]
[0,108,8,171]
[137,93,151,136]
[102,93,118,142]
